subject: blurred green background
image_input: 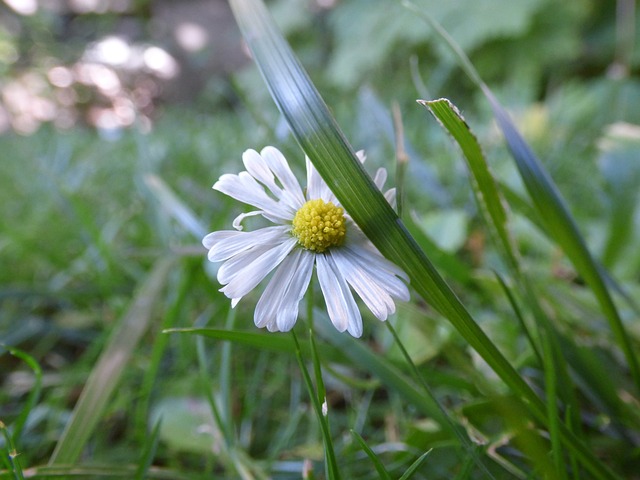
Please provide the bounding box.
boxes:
[1,0,639,478]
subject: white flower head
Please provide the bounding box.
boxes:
[202,146,410,337]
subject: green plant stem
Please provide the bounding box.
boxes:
[291,329,341,480]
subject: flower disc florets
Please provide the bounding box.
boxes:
[292,199,346,252]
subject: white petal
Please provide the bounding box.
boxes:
[384,188,397,210]
[219,238,296,301]
[332,250,396,321]
[214,172,294,223]
[203,225,289,262]
[260,146,306,207]
[254,248,314,331]
[316,252,362,337]
[373,167,387,190]
[242,149,284,199]
[355,150,366,163]
[305,157,335,202]
[341,244,410,301]
[345,229,410,282]
[218,242,279,284]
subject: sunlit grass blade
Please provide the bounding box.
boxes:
[350,430,392,480]
[403,0,640,394]
[48,257,175,465]
[228,1,622,478]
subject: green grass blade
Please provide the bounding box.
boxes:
[134,418,162,480]
[350,430,392,480]
[2,346,42,449]
[48,257,175,465]
[291,331,341,480]
[165,327,343,361]
[227,0,533,418]
[420,98,585,439]
[540,329,566,480]
[1,421,25,480]
[418,98,519,272]
[398,449,432,480]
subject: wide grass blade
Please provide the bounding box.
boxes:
[48,257,174,465]
[227,1,622,478]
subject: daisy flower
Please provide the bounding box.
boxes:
[202,146,409,337]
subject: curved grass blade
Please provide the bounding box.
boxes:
[2,346,42,448]
[49,257,175,465]
[227,1,622,478]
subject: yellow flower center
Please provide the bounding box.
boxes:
[292,199,346,253]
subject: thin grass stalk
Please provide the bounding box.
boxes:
[384,322,496,479]
[541,328,567,480]
[291,330,341,480]
[4,347,42,450]
[1,422,25,480]
[135,262,195,441]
